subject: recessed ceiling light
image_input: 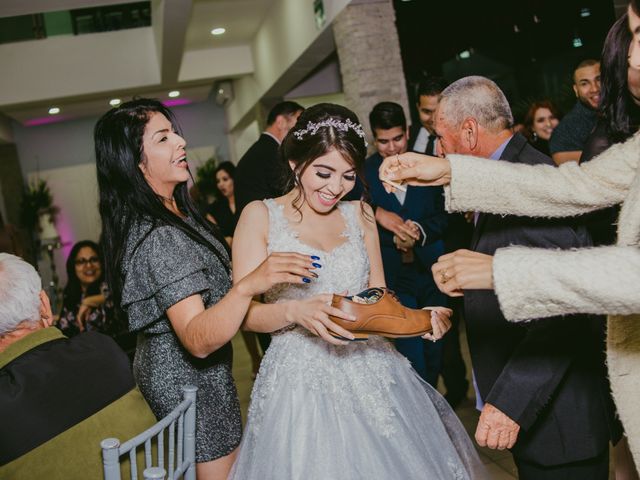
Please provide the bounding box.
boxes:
[211,27,226,36]
[48,107,60,115]
[580,8,591,18]
[109,98,121,107]
[168,90,180,98]
[573,36,583,48]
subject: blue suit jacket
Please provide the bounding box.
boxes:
[364,153,447,289]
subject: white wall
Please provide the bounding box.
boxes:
[29,163,100,288]
[0,28,159,106]
[226,0,352,130]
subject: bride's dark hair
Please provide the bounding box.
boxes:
[280,103,369,216]
[95,98,229,311]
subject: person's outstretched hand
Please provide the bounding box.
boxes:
[421,306,453,342]
[431,249,494,296]
[379,152,452,192]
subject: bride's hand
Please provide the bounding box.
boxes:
[285,294,357,346]
[236,252,319,297]
[422,306,452,342]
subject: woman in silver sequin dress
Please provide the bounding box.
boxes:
[95,99,323,479]
[230,104,485,479]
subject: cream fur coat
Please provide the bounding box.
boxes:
[445,132,640,466]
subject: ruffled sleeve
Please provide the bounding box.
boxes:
[121,226,210,332]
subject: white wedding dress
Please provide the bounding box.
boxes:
[229,200,484,479]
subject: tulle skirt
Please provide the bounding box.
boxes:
[229,328,485,480]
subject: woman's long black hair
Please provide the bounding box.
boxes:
[61,240,103,313]
[599,12,640,141]
[95,98,230,311]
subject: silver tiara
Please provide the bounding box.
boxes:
[292,118,368,146]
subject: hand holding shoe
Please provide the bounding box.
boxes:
[285,294,356,346]
[422,307,452,342]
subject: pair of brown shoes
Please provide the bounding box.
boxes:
[328,288,433,340]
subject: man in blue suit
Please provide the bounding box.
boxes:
[365,102,448,386]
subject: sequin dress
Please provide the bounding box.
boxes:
[121,218,241,462]
[229,200,485,479]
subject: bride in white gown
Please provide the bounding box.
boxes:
[230,104,484,479]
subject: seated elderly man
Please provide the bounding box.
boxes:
[0,253,156,479]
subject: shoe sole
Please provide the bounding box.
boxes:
[328,329,432,341]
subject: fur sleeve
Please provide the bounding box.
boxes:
[444,131,640,217]
[492,245,640,321]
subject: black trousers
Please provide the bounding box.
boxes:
[514,449,609,480]
[440,297,468,407]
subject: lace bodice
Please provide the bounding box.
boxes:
[263,199,370,303]
[251,199,420,436]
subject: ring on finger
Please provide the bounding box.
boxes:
[440,269,450,284]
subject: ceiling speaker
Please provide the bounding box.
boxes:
[214,81,234,106]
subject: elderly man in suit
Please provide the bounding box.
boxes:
[0,253,156,479]
[433,76,613,479]
[364,102,448,386]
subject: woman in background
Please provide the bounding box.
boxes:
[522,100,561,156]
[58,240,115,337]
[207,161,238,246]
[207,160,263,378]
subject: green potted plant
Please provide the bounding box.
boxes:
[194,155,219,202]
[20,179,59,240]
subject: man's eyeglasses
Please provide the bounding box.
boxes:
[75,256,100,267]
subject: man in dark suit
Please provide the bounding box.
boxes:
[409,76,448,156]
[235,101,304,214]
[364,102,448,386]
[410,76,471,407]
[234,101,303,354]
[434,76,613,479]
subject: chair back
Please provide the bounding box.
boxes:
[101,385,197,480]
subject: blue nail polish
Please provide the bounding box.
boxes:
[302,277,311,283]
[312,262,322,268]
[310,255,320,260]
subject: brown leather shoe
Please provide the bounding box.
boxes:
[328,288,432,340]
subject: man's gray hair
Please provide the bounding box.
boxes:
[439,76,513,132]
[0,253,42,335]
